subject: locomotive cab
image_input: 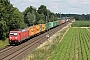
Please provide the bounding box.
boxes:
[9,31,20,45]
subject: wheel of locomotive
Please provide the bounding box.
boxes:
[9,43,12,46]
[9,41,12,45]
[15,42,19,46]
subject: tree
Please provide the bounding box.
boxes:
[37,13,45,24]
[37,5,47,16]
[7,8,27,30]
[23,6,36,26]
[0,0,27,40]
[25,10,36,26]
[49,12,57,22]
[0,20,8,40]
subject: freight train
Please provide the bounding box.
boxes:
[8,20,69,45]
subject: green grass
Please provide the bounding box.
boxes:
[71,21,90,27]
[0,39,9,49]
[23,25,70,60]
[49,28,90,60]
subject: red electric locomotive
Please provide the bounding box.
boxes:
[8,29,29,45]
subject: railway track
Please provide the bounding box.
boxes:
[0,22,69,60]
[0,46,14,54]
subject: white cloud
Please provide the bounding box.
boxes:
[28,0,39,2]
[28,0,33,2]
[72,8,80,11]
[81,1,90,5]
[52,6,58,9]
[10,0,90,14]
[68,0,78,3]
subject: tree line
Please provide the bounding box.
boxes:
[1,0,90,40]
[56,13,90,20]
[0,0,57,40]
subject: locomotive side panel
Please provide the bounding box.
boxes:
[20,29,29,41]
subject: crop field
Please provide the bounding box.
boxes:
[24,24,70,60]
[49,28,90,60]
[71,21,90,27]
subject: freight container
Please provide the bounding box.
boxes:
[49,22,54,28]
[58,20,62,25]
[39,24,45,32]
[35,25,40,34]
[55,21,58,26]
[45,22,54,30]
[53,21,58,27]
[27,26,36,36]
[60,20,66,24]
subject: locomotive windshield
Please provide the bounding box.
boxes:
[10,32,18,36]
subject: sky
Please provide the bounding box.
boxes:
[10,0,90,14]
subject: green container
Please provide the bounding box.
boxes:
[45,21,58,30]
[55,21,58,26]
[53,21,55,27]
[53,21,58,27]
[49,22,54,28]
[45,22,54,30]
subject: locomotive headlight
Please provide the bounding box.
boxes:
[15,37,17,39]
[10,37,12,39]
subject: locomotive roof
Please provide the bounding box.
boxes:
[10,29,27,32]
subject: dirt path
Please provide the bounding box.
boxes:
[86,28,90,32]
[76,39,78,60]
[59,23,71,42]
[72,27,89,28]
[59,27,69,42]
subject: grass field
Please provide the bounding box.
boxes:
[71,21,90,27]
[49,28,90,60]
[23,24,70,60]
[0,39,9,49]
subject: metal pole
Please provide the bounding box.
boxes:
[47,10,50,38]
[46,10,49,38]
[46,16,47,31]
[60,12,61,19]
